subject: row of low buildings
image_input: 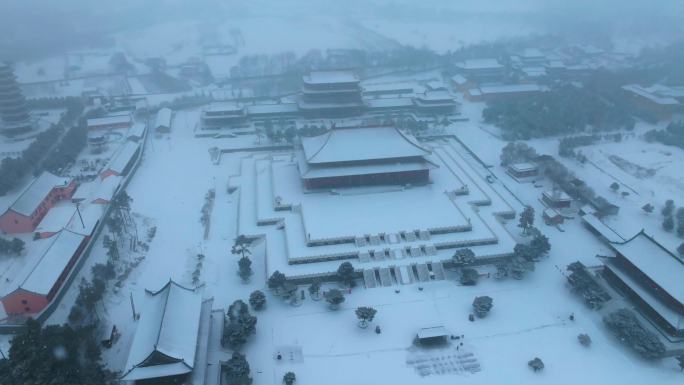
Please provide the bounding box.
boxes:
[0,136,141,318]
[200,70,459,129]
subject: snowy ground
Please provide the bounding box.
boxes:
[7,103,672,385]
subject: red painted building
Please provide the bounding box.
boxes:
[1,229,87,315]
[297,125,435,189]
[0,172,76,234]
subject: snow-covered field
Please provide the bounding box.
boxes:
[20,105,675,384]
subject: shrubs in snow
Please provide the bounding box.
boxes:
[577,333,592,347]
[337,262,356,287]
[224,352,252,385]
[324,289,345,310]
[528,357,544,372]
[566,262,610,309]
[472,296,494,318]
[283,372,296,385]
[222,300,257,349]
[459,268,479,286]
[249,290,266,310]
[355,306,377,328]
[603,309,665,360]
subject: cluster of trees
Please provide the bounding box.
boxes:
[222,300,257,350]
[0,124,61,195]
[68,260,116,325]
[661,199,684,240]
[537,155,618,217]
[0,319,116,385]
[0,97,84,195]
[483,85,635,140]
[43,123,88,174]
[566,262,611,309]
[230,46,446,80]
[499,142,538,166]
[263,121,296,144]
[645,121,684,150]
[0,237,25,256]
[603,309,666,360]
[558,133,624,159]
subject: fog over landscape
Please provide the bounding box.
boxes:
[1,1,684,385]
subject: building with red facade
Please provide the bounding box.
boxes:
[297,125,435,189]
[0,172,76,234]
[1,229,87,315]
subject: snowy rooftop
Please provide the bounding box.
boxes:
[8,172,71,217]
[66,203,105,236]
[365,98,414,109]
[246,103,299,115]
[416,90,455,101]
[35,204,76,234]
[478,84,546,95]
[300,126,430,164]
[87,114,132,128]
[104,141,140,175]
[417,326,449,339]
[610,231,684,304]
[543,190,571,201]
[508,162,538,172]
[450,74,468,85]
[303,70,359,85]
[155,108,173,128]
[73,175,122,203]
[122,280,203,381]
[127,122,146,139]
[520,48,545,59]
[1,229,85,297]
[454,58,503,70]
[361,82,415,94]
[204,102,244,113]
[622,84,680,105]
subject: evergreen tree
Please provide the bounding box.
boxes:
[267,270,287,290]
[518,206,535,235]
[610,182,620,192]
[641,203,654,213]
[1,319,116,385]
[678,243,684,256]
[663,216,675,232]
[578,333,592,347]
[238,256,253,282]
[355,306,377,328]
[472,296,494,318]
[224,352,252,385]
[283,372,296,385]
[337,262,356,287]
[528,357,545,372]
[452,248,476,265]
[459,268,479,286]
[232,235,252,259]
[662,199,675,217]
[249,290,266,310]
[307,279,321,298]
[324,289,345,310]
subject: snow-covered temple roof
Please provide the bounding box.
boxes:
[300,126,430,165]
[610,230,684,304]
[303,70,359,85]
[122,280,203,381]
